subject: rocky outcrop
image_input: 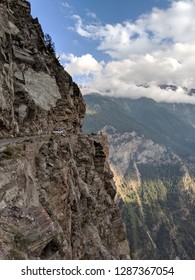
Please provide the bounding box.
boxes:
[0,0,85,138]
[0,0,130,259]
[0,135,130,259]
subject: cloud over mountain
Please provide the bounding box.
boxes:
[61,0,195,103]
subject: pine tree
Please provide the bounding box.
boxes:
[44,34,55,54]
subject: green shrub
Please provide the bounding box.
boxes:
[3,145,15,156]
[2,145,23,158]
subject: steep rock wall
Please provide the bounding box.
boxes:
[0,135,130,259]
[0,0,85,137]
[0,0,130,259]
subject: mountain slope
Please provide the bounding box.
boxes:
[83,93,195,259]
[83,94,195,157]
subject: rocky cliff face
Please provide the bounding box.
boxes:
[0,0,130,259]
[0,134,130,259]
[0,0,85,137]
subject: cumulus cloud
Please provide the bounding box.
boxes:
[63,0,195,103]
[72,0,195,58]
[61,53,103,75]
[60,53,104,84]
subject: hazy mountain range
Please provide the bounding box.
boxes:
[83,93,195,157]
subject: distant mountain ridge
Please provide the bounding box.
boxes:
[83,93,195,158]
[80,84,195,98]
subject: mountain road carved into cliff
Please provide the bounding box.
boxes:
[0,135,48,148]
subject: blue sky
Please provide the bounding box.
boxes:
[29,0,195,104]
[29,0,170,58]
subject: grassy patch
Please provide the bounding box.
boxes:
[2,145,24,158]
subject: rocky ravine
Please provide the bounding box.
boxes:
[102,127,195,260]
[0,0,130,259]
[83,93,195,260]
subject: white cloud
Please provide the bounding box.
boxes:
[61,53,103,75]
[72,15,92,37]
[72,0,195,58]
[64,0,195,104]
[61,1,71,9]
[86,10,97,19]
